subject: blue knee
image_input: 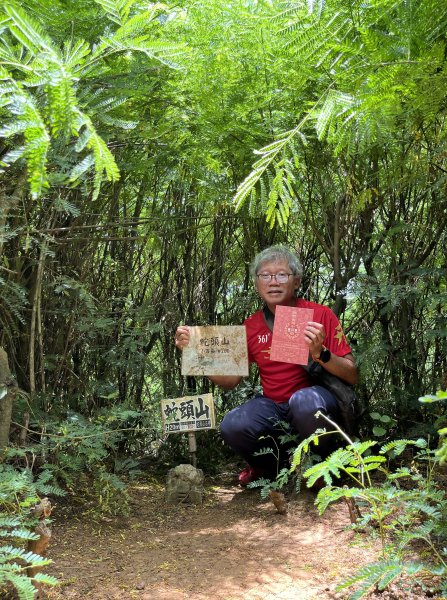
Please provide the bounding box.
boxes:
[220,409,245,445]
[288,386,338,438]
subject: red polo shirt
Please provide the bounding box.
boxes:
[244,298,352,403]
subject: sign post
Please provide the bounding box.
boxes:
[188,432,197,467]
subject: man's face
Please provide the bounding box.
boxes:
[255,259,300,311]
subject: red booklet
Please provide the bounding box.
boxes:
[270,305,314,365]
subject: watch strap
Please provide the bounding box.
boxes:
[312,345,331,364]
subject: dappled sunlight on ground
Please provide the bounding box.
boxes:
[43,475,391,599]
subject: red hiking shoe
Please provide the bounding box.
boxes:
[238,465,265,486]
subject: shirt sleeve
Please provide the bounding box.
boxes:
[322,307,352,356]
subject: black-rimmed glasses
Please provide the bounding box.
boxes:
[256,273,293,284]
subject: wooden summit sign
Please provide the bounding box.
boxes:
[181,325,248,377]
[161,393,216,434]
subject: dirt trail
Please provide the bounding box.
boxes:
[43,473,386,600]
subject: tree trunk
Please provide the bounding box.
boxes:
[0,347,18,448]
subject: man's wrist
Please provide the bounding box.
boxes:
[312,345,331,364]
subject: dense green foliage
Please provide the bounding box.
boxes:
[0,0,444,437]
[0,0,446,596]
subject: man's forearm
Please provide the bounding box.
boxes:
[320,353,358,385]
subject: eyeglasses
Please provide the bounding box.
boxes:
[256,272,293,284]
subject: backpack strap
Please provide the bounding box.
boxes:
[262,305,275,332]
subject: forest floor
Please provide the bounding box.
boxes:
[37,470,443,600]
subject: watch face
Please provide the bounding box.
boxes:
[320,348,331,363]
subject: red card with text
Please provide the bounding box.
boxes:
[270,305,314,365]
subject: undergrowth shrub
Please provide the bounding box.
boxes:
[310,423,446,597]
[0,459,62,599]
[254,392,447,599]
[36,408,145,515]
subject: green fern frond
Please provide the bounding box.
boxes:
[72,110,120,198]
[52,196,81,216]
[348,440,378,455]
[314,89,355,140]
[1,145,25,166]
[100,36,186,68]
[303,448,351,484]
[7,92,50,197]
[399,521,437,549]
[87,96,128,113]
[97,114,137,129]
[336,559,425,599]
[253,446,276,457]
[73,128,93,153]
[0,277,27,326]
[94,0,135,25]
[110,11,160,39]
[314,484,364,515]
[380,438,427,456]
[0,545,52,567]
[91,3,186,67]
[247,477,274,497]
[409,502,442,520]
[45,72,78,137]
[0,517,21,528]
[34,479,65,497]
[259,176,268,213]
[0,528,39,541]
[282,7,351,64]
[33,572,59,585]
[3,4,55,56]
[69,154,95,180]
[0,571,37,600]
[62,39,91,70]
[289,429,326,471]
[265,167,293,230]
[0,118,28,137]
[233,120,308,212]
[386,467,412,480]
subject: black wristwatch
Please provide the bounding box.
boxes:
[313,346,331,364]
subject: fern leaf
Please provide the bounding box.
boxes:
[62,39,91,69]
[348,440,378,455]
[72,110,120,197]
[33,572,58,585]
[94,0,135,25]
[4,91,51,197]
[233,117,310,214]
[69,155,94,181]
[1,572,37,600]
[314,485,365,515]
[0,517,21,528]
[4,5,55,56]
[380,438,426,456]
[1,145,26,165]
[336,560,406,599]
[0,545,52,566]
[0,528,39,540]
[97,114,137,129]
